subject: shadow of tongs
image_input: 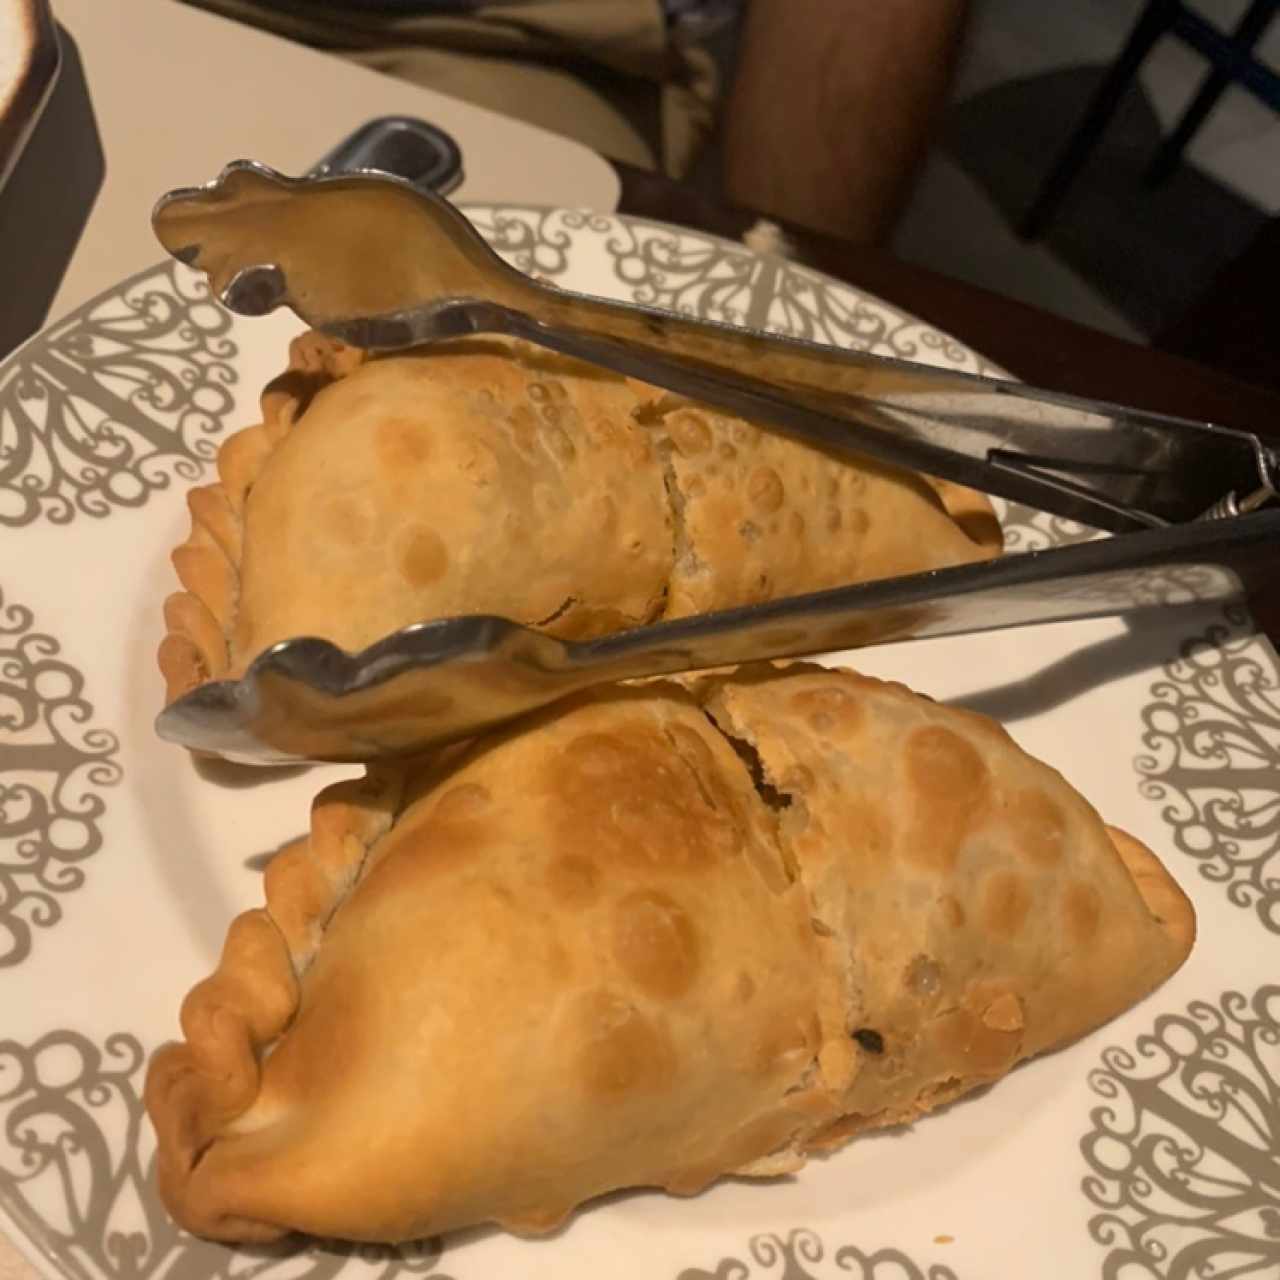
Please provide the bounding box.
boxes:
[150,159,1280,763]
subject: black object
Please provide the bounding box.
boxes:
[0,24,104,358]
[307,115,463,196]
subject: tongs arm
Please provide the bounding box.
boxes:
[153,162,1280,536]
[158,508,1280,763]
[365,294,1279,535]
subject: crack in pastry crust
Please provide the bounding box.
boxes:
[158,333,1003,706]
[145,665,1194,1245]
[702,664,1197,1142]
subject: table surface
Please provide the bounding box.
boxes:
[0,0,619,356]
[2,13,1278,1280]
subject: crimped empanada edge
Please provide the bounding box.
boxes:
[158,332,367,705]
[143,766,401,1242]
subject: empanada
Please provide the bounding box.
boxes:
[146,665,1193,1244]
[159,334,1001,702]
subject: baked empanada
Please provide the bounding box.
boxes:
[159,334,1001,702]
[146,665,1193,1244]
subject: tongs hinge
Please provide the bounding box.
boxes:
[1200,478,1279,522]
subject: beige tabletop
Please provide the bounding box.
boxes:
[0,2,616,1276]
[0,0,619,356]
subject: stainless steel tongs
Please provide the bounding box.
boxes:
[154,160,1278,534]
[149,152,1280,764]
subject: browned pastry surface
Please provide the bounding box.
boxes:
[643,396,1001,616]
[159,334,1001,703]
[702,666,1195,1140]
[146,665,1193,1244]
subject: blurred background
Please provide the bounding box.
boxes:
[170,0,1279,394]
[890,0,1278,349]
[691,0,1279,375]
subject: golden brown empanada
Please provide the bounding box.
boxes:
[146,665,1193,1244]
[159,334,1001,703]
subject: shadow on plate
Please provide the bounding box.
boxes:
[242,834,310,873]
[802,1079,997,1167]
[947,606,1230,724]
[194,753,313,790]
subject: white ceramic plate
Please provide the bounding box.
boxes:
[0,0,58,192]
[1,207,1278,1280]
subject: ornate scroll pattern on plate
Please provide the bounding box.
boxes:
[995,502,1098,554]
[0,588,121,969]
[0,1031,454,1280]
[1082,986,1280,1279]
[598,217,986,377]
[468,206,613,280]
[676,1229,959,1280]
[601,218,762,328]
[0,260,236,528]
[1136,604,1280,934]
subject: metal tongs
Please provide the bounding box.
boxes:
[150,153,1280,764]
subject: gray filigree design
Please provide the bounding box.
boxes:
[1017,562,1240,609]
[599,217,995,376]
[877,320,982,374]
[676,1229,959,1280]
[466,205,609,279]
[0,1030,453,1280]
[995,500,1099,553]
[0,586,121,968]
[0,259,236,528]
[1136,604,1280,934]
[602,219,762,327]
[1082,986,1280,1279]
